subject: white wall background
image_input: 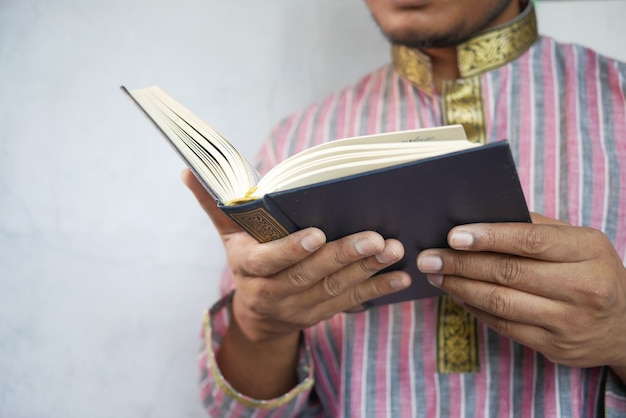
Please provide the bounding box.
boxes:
[1,1,625,417]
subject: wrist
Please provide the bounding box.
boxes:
[216,295,303,399]
[231,290,301,344]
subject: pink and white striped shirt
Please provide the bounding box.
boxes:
[198,12,626,418]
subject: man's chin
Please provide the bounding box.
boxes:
[383,31,471,50]
[391,0,433,7]
[371,15,472,50]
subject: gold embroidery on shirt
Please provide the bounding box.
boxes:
[436,295,480,373]
[391,45,434,95]
[442,77,486,144]
[458,4,538,77]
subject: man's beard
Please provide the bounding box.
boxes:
[371,0,514,49]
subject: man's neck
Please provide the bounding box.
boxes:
[421,1,522,94]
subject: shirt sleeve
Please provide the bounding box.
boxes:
[198,292,323,417]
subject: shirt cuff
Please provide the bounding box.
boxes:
[199,293,316,415]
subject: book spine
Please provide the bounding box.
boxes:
[219,197,300,243]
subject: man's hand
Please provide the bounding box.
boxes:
[417,213,626,380]
[182,169,411,398]
[183,168,410,339]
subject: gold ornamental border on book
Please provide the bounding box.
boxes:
[229,207,289,242]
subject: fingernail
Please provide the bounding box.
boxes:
[390,275,410,290]
[375,245,400,264]
[417,254,442,272]
[355,236,378,255]
[427,274,443,287]
[450,231,474,248]
[301,231,325,252]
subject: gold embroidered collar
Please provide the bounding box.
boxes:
[392,2,538,93]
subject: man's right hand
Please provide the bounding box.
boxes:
[182,168,410,341]
[182,169,410,399]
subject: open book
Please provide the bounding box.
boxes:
[124,86,481,205]
[123,85,531,306]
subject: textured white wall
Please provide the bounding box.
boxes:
[1,1,625,417]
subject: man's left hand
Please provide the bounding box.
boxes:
[417,213,626,376]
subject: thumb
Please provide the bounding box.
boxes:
[181,168,243,236]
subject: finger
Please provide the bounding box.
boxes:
[433,274,563,329]
[446,221,601,262]
[236,233,406,320]
[460,302,552,352]
[417,249,588,301]
[181,168,242,236]
[235,227,327,278]
[315,270,411,317]
[268,231,402,299]
[304,238,409,306]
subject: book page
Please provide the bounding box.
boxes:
[126,86,259,203]
[257,141,478,194]
[253,126,476,197]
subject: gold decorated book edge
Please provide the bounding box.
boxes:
[229,207,290,243]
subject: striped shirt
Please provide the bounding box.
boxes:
[199,31,626,418]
